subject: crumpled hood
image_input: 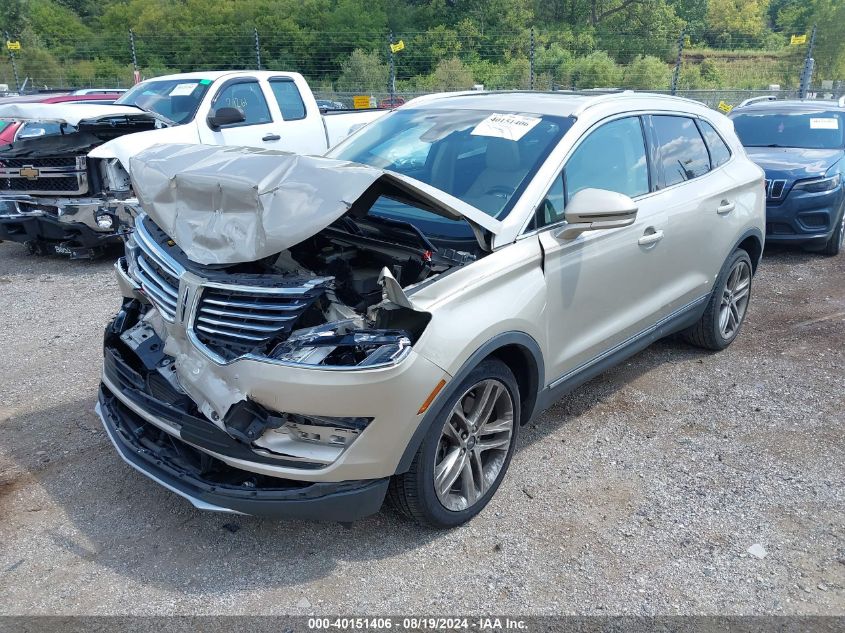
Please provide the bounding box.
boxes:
[130,143,501,265]
[745,147,844,181]
[0,102,155,126]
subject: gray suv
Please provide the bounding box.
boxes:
[97,92,766,527]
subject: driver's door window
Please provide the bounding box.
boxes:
[534,117,648,230]
[565,116,649,202]
[211,81,271,127]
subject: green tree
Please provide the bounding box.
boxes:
[706,0,771,47]
[336,48,388,92]
[572,51,622,88]
[623,55,671,89]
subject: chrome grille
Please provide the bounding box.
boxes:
[132,220,182,321]
[194,286,316,346]
[766,178,787,200]
[0,155,88,195]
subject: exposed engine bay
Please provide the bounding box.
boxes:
[122,142,499,370]
[128,211,477,368]
[0,113,159,197]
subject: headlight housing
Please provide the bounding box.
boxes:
[269,320,412,369]
[793,173,841,193]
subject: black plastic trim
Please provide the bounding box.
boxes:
[536,295,708,413]
[98,387,389,521]
[394,331,544,474]
[0,212,120,254]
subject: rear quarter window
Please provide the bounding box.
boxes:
[270,79,307,121]
[652,115,711,187]
[698,119,731,167]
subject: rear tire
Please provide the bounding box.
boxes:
[682,248,753,351]
[389,358,520,528]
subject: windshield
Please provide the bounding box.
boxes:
[328,108,571,239]
[115,79,211,125]
[732,110,844,149]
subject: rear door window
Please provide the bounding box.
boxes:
[652,115,711,186]
[697,119,731,168]
[269,79,307,121]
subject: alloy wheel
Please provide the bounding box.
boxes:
[719,259,751,339]
[433,379,515,512]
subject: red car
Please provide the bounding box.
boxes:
[378,96,406,109]
[0,120,21,144]
[0,91,123,141]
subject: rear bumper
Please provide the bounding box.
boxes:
[96,386,389,521]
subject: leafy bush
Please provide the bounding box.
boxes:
[623,55,671,89]
[572,51,622,88]
[336,49,388,93]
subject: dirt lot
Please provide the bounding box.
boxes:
[0,239,842,616]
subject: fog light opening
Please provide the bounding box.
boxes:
[96,213,115,229]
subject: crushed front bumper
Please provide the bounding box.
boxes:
[0,195,136,257]
[96,387,389,520]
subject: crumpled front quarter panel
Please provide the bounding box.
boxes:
[411,236,548,378]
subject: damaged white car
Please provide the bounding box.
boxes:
[97,92,765,526]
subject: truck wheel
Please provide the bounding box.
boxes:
[389,359,520,528]
[682,248,753,351]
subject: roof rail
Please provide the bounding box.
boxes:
[737,95,777,108]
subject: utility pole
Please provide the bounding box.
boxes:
[4,31,20,92]
[529,26,535,91]
[798,24,817,99]
[129,29,140,84]
[388,31,396,105]
[670,29,685,95]
[254,27,262,71]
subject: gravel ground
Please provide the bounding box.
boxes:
[0,239,843,616]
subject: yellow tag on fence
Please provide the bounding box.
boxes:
[390,40,405,53]
[6,40,20,51]
[352,95,372,109]
[717,101,733,113]
[790,34,807,46]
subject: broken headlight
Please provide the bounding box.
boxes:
[269,320,412,368]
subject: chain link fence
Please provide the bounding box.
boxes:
[0,26,842,111]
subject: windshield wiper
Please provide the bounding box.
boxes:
[365,215,437,252]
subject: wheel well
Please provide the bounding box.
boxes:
[738,235,762,273]
[487,344,540,426]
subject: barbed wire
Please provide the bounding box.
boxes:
[0,27,838,99]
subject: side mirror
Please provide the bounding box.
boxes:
[206,106,246,130]
[555,188,638,240]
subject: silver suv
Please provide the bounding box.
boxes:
[97,92,765,527]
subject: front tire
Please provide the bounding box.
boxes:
[818,205,844,257]
[389,359,520,528]
[682,248,753,351]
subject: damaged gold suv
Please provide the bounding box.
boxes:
[97,92,765,527]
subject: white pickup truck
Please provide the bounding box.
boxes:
[0,71,385,257]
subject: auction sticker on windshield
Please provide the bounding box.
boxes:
[169,83,199,97]
[471,113,541,141]
[809,117,839,130]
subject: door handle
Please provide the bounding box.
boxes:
[717,200,735,214]
[638,229,664,246]
[262,133,281,141]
